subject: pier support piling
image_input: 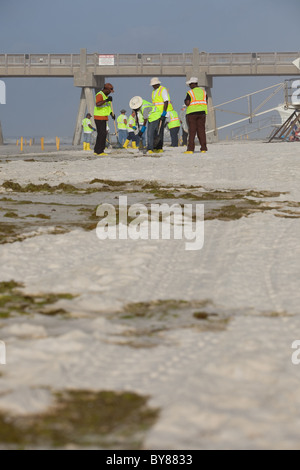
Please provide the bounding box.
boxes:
[187,48,218,143]
[0,121,3,145]
[72,49,105,145]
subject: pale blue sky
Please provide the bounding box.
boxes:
[0,0,299,139]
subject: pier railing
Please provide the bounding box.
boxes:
[1,52,300,77]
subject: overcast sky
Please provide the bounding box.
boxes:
[0,0,299,140]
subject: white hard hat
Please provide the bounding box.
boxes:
[129,96,143,110]
[150,77,161,86]
[186,77,199,86]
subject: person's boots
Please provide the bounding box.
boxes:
[83,142,87,150]
[87,143,91,151]
[123,139,130,149]
[132,141,138,149]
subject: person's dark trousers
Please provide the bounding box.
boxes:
[186,113,207,152]
[94,120,107,154]
[148,119,164,151]
[182,129,188,146]
[170,127,180,147]
[154,118,165,150]
[127,131,138,143]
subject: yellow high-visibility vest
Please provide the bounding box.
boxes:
[117,114,127,129]
[141,99,158,123]
[186,87,207,114]
[168,110,180,129]
[127,115,136,130]
[94,91,112,117]
[152,86,174,114]
[82,118,92,133]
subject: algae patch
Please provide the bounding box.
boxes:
[0,390,159,449]
[4,211,18,218]
[2,180,118,195]
[25,214,51,220]
[108,299,231,348]
[205,202,274,221]
[0,281,75,318]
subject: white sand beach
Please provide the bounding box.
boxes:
[0,141,300,449]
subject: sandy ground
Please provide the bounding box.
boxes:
[0,141,300,449]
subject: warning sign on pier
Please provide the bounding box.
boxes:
[98,55,115,66]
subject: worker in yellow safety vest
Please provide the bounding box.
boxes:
[147,77,173,154]
[123,111,139,149]
[167,110,181,147]
[184,77,208,154]
[128,96,157,154]
[117,109,128,146]
[82,113,96,151]
[93,82,116,156]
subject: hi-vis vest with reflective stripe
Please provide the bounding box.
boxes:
[94,91,112,117]
[82,118,92,133]
[127,115,136,130]
[152,86,174,114]
[117,114,127,129]
[168,110,180,129]
[186,87,207,115]
[140,99,158,123]
[138,111,144,126]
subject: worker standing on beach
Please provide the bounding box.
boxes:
[167,109,181,147]
[93,83,116,156]
[117,109,128,147]
[184,77,208,154]
[82,113,96,151]
[148,77,172,154]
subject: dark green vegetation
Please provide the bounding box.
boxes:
[0,390,159,449]
[107,299,231,348]
[0,281,75,318]
[205,201,273,221]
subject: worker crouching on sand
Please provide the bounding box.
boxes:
[123,111,138,149]
[184,77,208,154]
[129,96,156,154]
[94,83,116,156]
